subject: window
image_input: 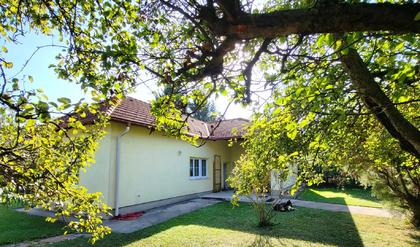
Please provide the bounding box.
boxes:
[189,158,208,179]
[201,160,206,177]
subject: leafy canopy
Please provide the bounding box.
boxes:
[1,0,420,239]
[0,0,153,241]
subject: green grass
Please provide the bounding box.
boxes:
[0,205,65,245]
[298,187,383,208]
[51,202,419,247]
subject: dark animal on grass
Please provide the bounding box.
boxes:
[273,200,295,212]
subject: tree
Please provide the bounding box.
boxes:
[136,0,420,158]
[1,0,419,240]
[189,100,219,122]
[227,115,299,226]
[0,0,140,241]
[158,85,219,122]
[132,0,420,226]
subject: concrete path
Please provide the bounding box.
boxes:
[104,198,220,233]
[18,198,220,235]
[12,198,219,246]
[16,208,79,223]
[290,199,392,217]
[201,191,394,218]
[201,191,256,202]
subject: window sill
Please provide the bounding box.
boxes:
[189,176,208,180]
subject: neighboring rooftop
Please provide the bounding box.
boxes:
[107,97,248,140]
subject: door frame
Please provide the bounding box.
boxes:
[213,155,222,192]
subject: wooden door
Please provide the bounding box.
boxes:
[213,155,222,192]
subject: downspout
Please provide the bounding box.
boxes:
[114,123,131,216]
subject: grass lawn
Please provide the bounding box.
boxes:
[0,205,65,245]
[298,187,383,208]
[51,202,419,247]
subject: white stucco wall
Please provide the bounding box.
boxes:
[78,125,113,205]
[79,121,241,209]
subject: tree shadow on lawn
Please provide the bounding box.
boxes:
[0,205,66,245]
[54,199,371,247]
[237,198,364,247]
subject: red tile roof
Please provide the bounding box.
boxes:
[207,118,249,140]
[109,97,155,128]
[108,97,248,140]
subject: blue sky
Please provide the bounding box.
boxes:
[4,32,251,119]
[4,32,87,102]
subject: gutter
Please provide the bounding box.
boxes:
[114,123,131,216]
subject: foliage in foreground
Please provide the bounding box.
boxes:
[1,0,419,241]
[0,0,127,241]
[228,31,419,226]
[227,117,299,226]
[0,111,112,241]
[131,0,419,228]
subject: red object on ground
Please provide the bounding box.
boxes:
[112,211,145,221]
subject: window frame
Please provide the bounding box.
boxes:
[189,157,208,180]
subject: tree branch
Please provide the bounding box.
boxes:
[202,2,420,38]
[339,46,420,159]
[243,38,272,102]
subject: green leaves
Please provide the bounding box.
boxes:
[0,106,111,243]
[2,61,13,68]
[1,0,164,242]
[57,97,71,105]
[414,11,420,21]
[1,0,419,239]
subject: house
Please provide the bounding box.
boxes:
[79,97,248,216]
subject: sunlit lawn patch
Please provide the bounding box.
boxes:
[298,187,383,208]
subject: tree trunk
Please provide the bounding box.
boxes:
[406,196,420,228]
[339,48,420,159]
[410,206,420,228]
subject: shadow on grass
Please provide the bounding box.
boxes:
[247,234,275,247]
[0,205,65,245]
[52,198,367,247]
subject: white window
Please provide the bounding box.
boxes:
[190,158,207,179]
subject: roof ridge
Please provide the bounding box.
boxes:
[225,117,249,121]
[208,118,249,125]
[125,96,150,105]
